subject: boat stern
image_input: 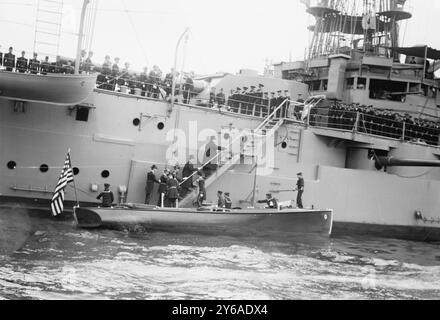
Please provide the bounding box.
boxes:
[73,207,102,228]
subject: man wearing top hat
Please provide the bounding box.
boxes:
[97,183,114,208]
[145,165,160,204]
[293,172,305,208]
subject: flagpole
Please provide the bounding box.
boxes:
[68,149,80,208]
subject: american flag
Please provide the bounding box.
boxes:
[50,150,74,216]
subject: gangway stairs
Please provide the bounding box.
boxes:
[178,100,289,208]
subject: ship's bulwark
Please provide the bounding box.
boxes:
[1,89,440,241]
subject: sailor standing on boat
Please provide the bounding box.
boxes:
[145,165,160,204]
[166,173,179,208]
[195,173,206,207]
[157,169,169,207]
[293,172,304,209]
[224,192,232,209]
[96,183,114,208]
[217,191,225,208]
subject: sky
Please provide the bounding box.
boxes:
[0,0,439,75]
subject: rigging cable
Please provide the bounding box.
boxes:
[120,0,149,67]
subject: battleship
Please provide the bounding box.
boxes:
[1,0,440,241]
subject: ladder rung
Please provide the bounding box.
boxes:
[41,0,63,4]
[37,9,63,15]
[34,41,58,47]
[36,30,60,36]
[37,19,62,26]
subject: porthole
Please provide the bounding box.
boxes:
[157,122,165,130]
[241,136,248,143]
[39,164,49,173]
[133,118,140,126]
[7,161,16,170]
[223,133,230,140]
[281,142,288,149]
[73,167,80,175]
[101,170,110,178]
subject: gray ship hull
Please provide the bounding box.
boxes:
[1,87,440,241]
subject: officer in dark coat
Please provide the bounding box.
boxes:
[275,90,284,118]
[28,53,40,74]
[84,51,94,73]
[293,172,304,209]
[166,173,179,207]
[112,57,121,90]
[16,51,28,73]
[40,56,50,75]
[269,92,277,115]
[139,67,148,97]
[224,192,232,209]
[157,169,169,207]
[196,174,206,207]
[262,92,270,117]
[283,90,291,118]
[182,156,197,194]
[183,75,194,104]
[3,47,15,71]
[241,87,249,114]
[257,193,278,209]
[216,88,226,108]
[145,165,160,204]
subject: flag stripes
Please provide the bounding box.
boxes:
[50,151,74,216]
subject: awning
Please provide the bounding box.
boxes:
[392,46,440,60]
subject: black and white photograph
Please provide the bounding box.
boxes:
[0,0,440,305]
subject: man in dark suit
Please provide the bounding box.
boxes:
[40,56,50,75]
[216,88,226,109]
[3,46,15,71]
[182,156,198,196]
[293,172,305,209]
[275,90,284,118]
[145,165,160,204]
[283,89,291,118]
[269,92,277,115]
[16,51,28,73]
[28,53,40,74]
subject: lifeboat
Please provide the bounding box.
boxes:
[0,71,97,106]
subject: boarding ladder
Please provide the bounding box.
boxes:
[33,0,64,58]
[179,99,290,208]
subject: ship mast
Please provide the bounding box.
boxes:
[74,0,91,75]
[305,0,411,61]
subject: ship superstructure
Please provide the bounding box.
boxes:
[1,0,440,241]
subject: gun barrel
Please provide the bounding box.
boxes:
[376,157,440,167]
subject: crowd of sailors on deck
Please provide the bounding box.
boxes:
[310,102,440,146]
[0,46,87,74]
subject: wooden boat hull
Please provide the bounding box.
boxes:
[74,205,333,237]
[0,71,96,106]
